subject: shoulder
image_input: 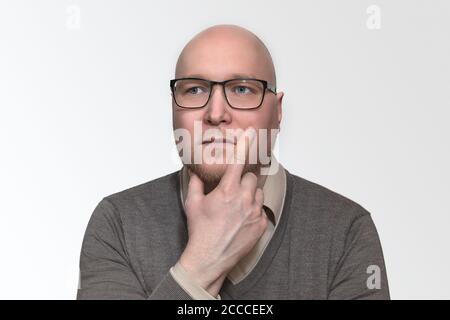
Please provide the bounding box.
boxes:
[285,169,372,231]
[104,171,180,205]
[90,171,181,225]
[284,170,383,266]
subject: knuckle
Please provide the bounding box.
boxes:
[254,193,263,206]
[249,204,262,218]
[253,203,262,213]
[260,214,269,229]
[241,190,254,204]
[220,183,235,195]
[219,188,235,204]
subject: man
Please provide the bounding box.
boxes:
[77,24,390,299]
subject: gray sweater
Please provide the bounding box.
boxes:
[77,169,390,299]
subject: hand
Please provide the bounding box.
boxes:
[179,128,269,297]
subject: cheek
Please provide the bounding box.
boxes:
[173,108,201,131]
[250,104,279,153]
[172,109,205,152]
[243,103,278,131]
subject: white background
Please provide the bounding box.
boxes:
[0,0,449,299]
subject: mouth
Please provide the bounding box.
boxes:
[202,136,236,145]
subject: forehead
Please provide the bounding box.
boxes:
[176,35,271,81]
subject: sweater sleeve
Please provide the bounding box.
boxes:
[76,198,193,300]
[328,212,390,300]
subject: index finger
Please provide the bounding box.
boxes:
[219,128,256,188]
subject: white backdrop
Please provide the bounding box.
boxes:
[0,0,449,299]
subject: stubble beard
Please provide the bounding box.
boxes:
[185,162,261,194]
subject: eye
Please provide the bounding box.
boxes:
[186,86,206,95]
[233,86,251,94]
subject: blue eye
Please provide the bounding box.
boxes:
[186,86,206,94]
[234,86,251,94]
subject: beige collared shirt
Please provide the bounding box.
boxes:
[169,157,286,300]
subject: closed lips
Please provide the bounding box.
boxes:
[202,137,236,144]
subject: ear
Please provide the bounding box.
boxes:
[276,91,284,128]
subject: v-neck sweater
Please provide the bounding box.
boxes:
[77,169,390,299]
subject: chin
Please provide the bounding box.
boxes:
[185,163,227,185]
[185,162,261,186]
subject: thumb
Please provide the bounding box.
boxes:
[186,171,204,200]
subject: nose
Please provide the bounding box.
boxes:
[204,84,232,126]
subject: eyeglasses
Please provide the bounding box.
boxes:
[170,77,277,110]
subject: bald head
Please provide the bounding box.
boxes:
[172,25,283,186]
[175,24,276,87]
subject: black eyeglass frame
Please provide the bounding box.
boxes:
[170,77,277,110]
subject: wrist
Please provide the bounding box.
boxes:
[179,253,226,291]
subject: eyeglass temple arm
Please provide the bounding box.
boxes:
[267,83,277,94]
